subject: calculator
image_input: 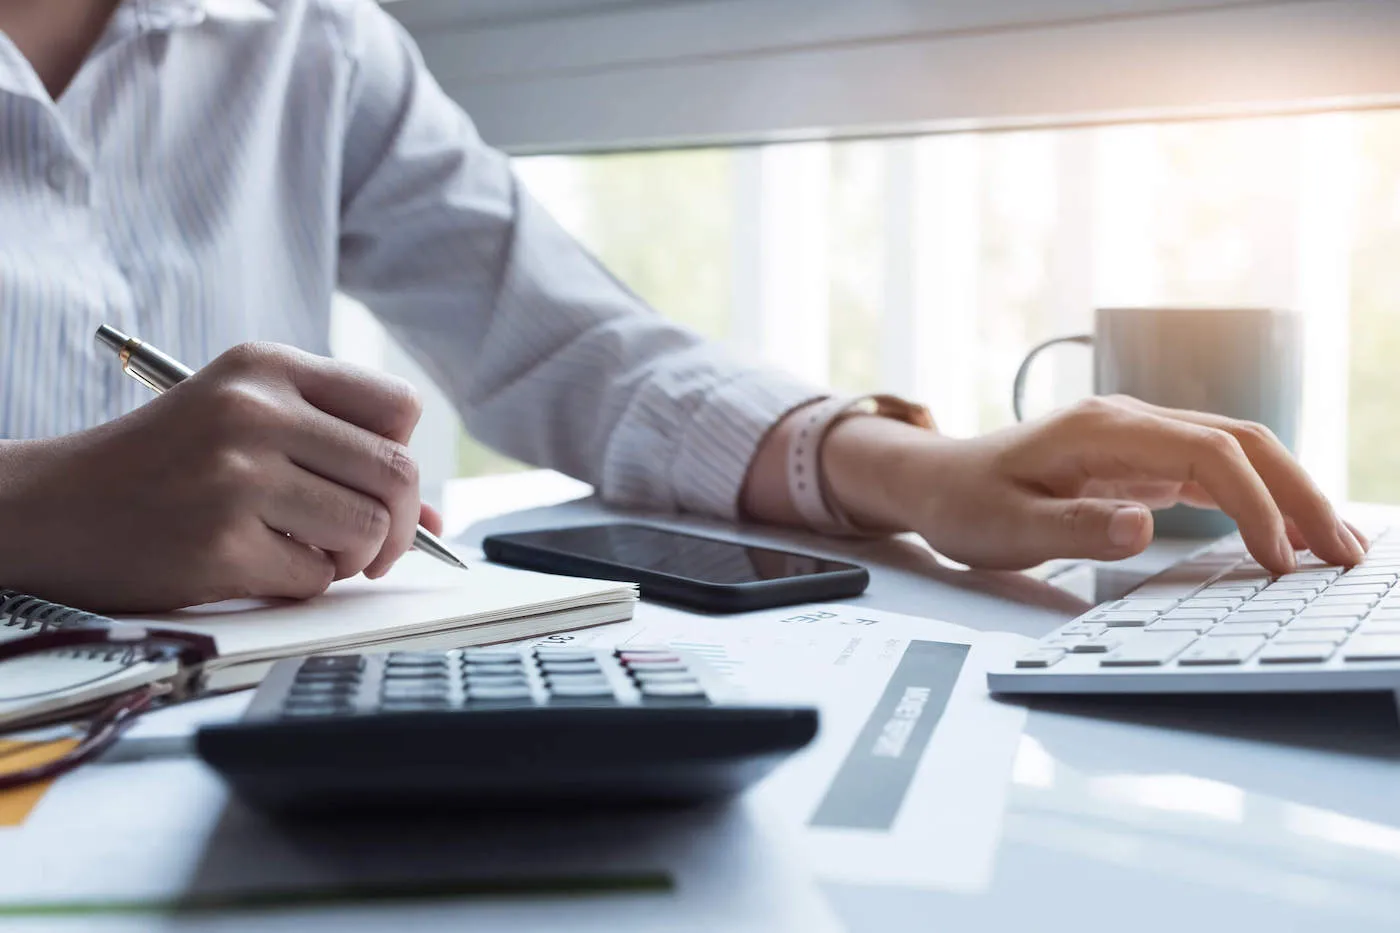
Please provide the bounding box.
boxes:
[195,645,818,816]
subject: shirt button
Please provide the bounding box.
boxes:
[45,160,77,195]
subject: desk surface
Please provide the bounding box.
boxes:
[452,472,1400,933]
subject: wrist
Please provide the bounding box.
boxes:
[820,415,962,533]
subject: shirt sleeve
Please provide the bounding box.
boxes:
[330,1,820,519]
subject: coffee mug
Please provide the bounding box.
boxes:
[1012,307,1304,538]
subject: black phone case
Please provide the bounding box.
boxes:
[481,527,869,613]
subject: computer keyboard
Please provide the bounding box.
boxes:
[987,528,1400,699]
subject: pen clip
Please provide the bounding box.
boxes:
[118,345,170,395]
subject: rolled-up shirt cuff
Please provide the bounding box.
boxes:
[600,365,822,520]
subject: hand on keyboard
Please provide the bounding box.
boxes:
[908,395,1366,574]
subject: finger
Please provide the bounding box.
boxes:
[1068,408,1295,573]
[262,461,392,580]
[285,349,423,444]
[1018,496,1155,562]
[1106,398,1361,566]
[249,528,336,600]
[276,409,421,580]
[419,503,444,537]
[1345,520,1371,553]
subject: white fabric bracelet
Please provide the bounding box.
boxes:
[785,394,935,535]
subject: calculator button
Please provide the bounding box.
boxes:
[289,680,358,694]
[1014,649,1065,669]
[468,684,535,701]
[301,655,364,673]
[640,682,706,699]
[379,698,453,712]
[624,661,689,673]
[547,680,616,698]
[461,663,524,677]
[533,648,598,662]
[632,670,701,684]
[618,652,680,664]
[540,660,604,675]
[383,667,448,679]
[462,649,524,663]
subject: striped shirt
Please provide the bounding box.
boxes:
[0,0,818,519]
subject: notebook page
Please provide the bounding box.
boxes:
[126,553,636,665]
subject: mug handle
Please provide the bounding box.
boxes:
[1012,334,1094,422]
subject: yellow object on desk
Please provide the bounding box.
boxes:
[0,738,79,826]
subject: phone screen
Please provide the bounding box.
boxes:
[501,524,858,584]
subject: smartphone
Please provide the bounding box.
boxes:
[481,523,869,613]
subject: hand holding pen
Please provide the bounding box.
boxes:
[0,329,470,612]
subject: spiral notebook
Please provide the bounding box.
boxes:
[0,555,638,730]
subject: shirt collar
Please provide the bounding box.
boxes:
[133,0,275,30]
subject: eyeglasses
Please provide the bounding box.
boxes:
[0,622,217,790]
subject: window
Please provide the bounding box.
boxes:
[344,110,1400,506]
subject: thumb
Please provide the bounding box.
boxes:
[1023,497,1154,561]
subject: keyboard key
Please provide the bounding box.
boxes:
[1202,587,1266,600]
[1090,611,1160,627]
[1274,629,1347,645]
[1264,580,1324,593]
[1258,641,1336,664]
[1104,598,1180,612]
[1312,595,1379,609]
[1328,583,1391,597]
[1223,609,1295,624]
[1015,649,1066,669]
[1177,636,1266,666]
[1238,601,1306,615]
[1069,635,1121,654]
[1279,570,1341,583]
[1248,588,1310,602]
[1100,634,1197,667]
[1286,619,1360,633]
[1342,636,1400,662]
[1178,598,1244,611]
[1147,619,1215,634]
[1356,621,1400,636]
[1061,622,1109,636]
[1367,609,1400,623]
[1161,608,1229,622]
[1212,621,1281,637]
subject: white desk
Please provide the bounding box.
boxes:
[11,472,1398,931]
[450,472,1400,933]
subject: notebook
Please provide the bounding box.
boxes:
[0,554,637,729]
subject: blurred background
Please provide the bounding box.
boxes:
[341,1,1400,509]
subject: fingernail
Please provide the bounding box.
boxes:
[1108,506,1148,548]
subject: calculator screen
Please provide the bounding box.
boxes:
[506,523,858,584]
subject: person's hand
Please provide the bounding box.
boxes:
[818,395,1367,575]
[0,343,442,612]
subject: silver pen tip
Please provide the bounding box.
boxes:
[95,324,132,353]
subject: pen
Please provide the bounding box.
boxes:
[95,324,470,572]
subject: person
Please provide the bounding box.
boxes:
[0,0,1366,612]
